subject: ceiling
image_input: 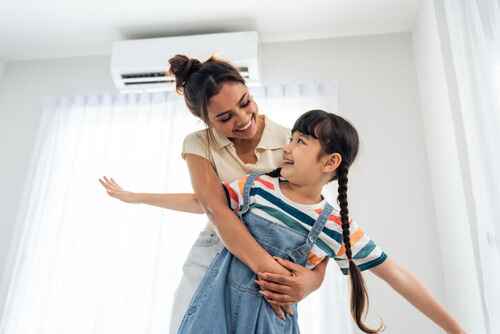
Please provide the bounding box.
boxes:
[0,0,419,61]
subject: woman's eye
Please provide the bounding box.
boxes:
[220,115,232,122]
[240,99,250,108]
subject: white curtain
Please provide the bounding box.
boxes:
[0,82,349,334]
[441,0,500,332]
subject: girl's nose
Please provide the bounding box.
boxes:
[283,142,291,153]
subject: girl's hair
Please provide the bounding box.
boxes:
[168,54,246,124]
[269,109,383,333]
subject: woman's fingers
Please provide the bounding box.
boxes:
[110,177,119,187]
[269,303,286,320]
[267,300,294,316]
[283,304,294,315]
[99,177,121,191]
[100,177,111,187]
[264,297,295,306]
[99,178,112,191]
[99,177,123,197]
[274,257,305,273]
[259,290,294,304]
[257,272,294,286]
[255,279,290,294]
[100,179,113,190]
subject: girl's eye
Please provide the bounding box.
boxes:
[240,99,250,108]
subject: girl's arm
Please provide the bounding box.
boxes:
[370,258,466,334]
[99,176,204,214]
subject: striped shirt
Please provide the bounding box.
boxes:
[223,174,388,273]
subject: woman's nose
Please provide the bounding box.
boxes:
[235,109,251,126]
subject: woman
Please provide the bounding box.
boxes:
[101,54,333,334]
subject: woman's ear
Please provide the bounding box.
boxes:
[323,153,342,173]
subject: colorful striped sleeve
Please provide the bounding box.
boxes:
[222,175,249,211]
[325,217,388,275]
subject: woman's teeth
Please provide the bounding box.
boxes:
[236,119,252,131]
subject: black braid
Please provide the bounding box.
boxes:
[337,165,384,333]
[338,165,352,260]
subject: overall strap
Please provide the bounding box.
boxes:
[305,202,334,248]
[238,172,262,216]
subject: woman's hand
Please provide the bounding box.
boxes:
[98,176,139,204]
[256,256,327,306]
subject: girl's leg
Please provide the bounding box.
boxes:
[168,227,223,334]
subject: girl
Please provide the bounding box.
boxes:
[175,109,465,333]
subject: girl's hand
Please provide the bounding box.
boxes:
[98,176,139,204]
[256,256,326,306]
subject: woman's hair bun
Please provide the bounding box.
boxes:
[168,54,202,93]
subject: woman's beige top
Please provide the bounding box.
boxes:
[181,115,291,231]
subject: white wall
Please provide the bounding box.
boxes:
[412,0,486,332]
[0,33,445,333]
[0,62,4,81]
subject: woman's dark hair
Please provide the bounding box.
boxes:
[269,109,384,333]
[168,54,246,124]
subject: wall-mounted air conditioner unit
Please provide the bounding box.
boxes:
[111,31,260,93]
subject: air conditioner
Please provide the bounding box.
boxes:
[111,31,260,93]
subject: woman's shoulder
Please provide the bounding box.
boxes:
[181,129,211,160]
[183,128,209,144]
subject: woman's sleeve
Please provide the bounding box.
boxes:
[181,131,210,161]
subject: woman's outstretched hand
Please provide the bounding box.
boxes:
[256,256,327,307]
[98,176,139,204]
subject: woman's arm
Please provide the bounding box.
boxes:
[99,176,204,214]
[371,258,466,334]
[135,193,204,214]
[184,154,291,275]
[186,154,298,319]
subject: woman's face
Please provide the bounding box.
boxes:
[206,82,259,140]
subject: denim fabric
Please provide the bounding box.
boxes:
[177,173,333,334]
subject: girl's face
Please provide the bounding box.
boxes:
[206,82,259,140]
[280,131,341,185]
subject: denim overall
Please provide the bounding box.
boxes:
[177,172,333,334]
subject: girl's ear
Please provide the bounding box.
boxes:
[323,153,342,173]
